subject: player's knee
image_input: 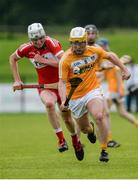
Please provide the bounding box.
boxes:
[80,126,89,134]
[45,101,55,110]
[94,112,103,122]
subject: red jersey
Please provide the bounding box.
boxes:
[16,36,64,84]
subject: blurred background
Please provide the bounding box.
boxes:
[0,0,138,112]
[1,0,138,30]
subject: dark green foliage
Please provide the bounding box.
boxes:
[0,0,138,27]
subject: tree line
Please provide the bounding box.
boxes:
[0,0,138,28]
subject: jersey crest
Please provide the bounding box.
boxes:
[71,53,98,74]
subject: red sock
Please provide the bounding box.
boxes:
[71,134,79,145]
[56,131,65,143]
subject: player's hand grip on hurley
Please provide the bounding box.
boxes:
[13,81,23,92]
[121,68,131,80]
[62,77,83,112]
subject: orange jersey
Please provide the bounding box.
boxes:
[104,66,124,94]
[59,46,109,99]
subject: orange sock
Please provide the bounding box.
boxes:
[108,131,113,142]
[100,143,107,151]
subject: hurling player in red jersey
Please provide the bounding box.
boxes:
[9,23,80,154]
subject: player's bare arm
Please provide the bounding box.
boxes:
[58,79,66,102]
[100,60,115,70]
[9,52,23,91]
[58,79,69,111]
[34,51,64,67]
[108,52,131,80]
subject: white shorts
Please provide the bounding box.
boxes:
[69,88,103,119]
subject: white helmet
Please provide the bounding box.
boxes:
[28,23,46,39]
[69,27,87,42]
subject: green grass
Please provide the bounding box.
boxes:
[1,29,138,82]
[0,112,138,179]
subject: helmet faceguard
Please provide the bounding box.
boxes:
[84,24,98,45]
[69,27,87,55]
[28,23,46,40]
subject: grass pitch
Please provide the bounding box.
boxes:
[0,112,138,179]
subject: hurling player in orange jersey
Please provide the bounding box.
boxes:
[9,23,81,155]
[97,38,138,128]
[85,25,120,148]
[59,27,130,162]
